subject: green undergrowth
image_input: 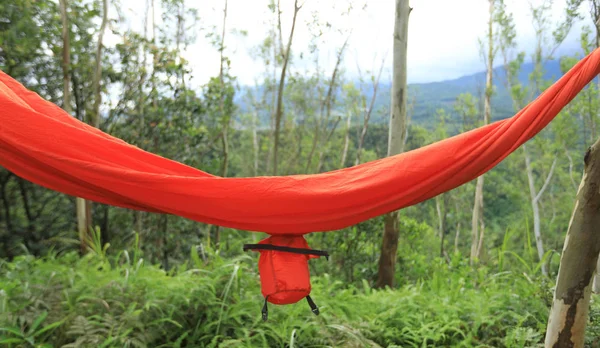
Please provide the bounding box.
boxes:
[0,246,598,348]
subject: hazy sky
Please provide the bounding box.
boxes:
[108,0,590,87]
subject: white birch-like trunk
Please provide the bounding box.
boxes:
[470,0,494,265]
[525,145,546,275]
[525,145,556,276]
[545,139,600,347]
[252,112,259,176]
[454,222,461,254]
[470,176,484,263]
[340,112,352,168]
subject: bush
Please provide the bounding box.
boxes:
[4,242,598,348]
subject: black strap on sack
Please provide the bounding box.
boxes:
[261,295,320,321]
[243,244,329,260]
[306,295,320,316]
[262,296,269,321]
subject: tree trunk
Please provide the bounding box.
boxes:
[436,194,447,258]
[340,112,352,168]
[82,0,109,246]
[470,175,484,263]
[525,146,556,277]
[272,0,300,175]
[93,0,108,129]
[134,0,151,243]
[377,213,400,287]
[355,58,385,166]
[454,222,461,254]
[545,139,600,347]
[525,145,545,275]
[306,36,349,172]
[59,0,88,252]
[476,210,485,258]
[213,0,230,245]
[376,0,410,289]
[265,26,277,175]
[218,0,229,179]
[588,0,600,293]
[252,111,259,176]
[316,117,341,172]
[470,0,495,265]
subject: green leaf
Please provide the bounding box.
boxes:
[29,311,48,334]
[0,327,24,337]
[33,320,64,337]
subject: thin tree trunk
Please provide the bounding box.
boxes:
[305,35,350,172]
[59,0,88,252]
[135,0,150,241]
[470,0,495,265]
[340,112,352,168]
[101,205,109,245]
[93,0,108,129]
[0,175,14,258]
[272,0,300,175]
[476,209,485,258]
[219,0,229,178]
[83,0,109,246]
[545,139,600,347]
[470,175,484,263]
[525,147,557,276]
[376,0,410,289]
[213,0,229,245]
[265,26,277,175]
[454,222,461,254]
[253,111,259,176]
[316,117,341,172]
[151,0,158,108]
[436,195,447,258]
[355,58,385,166]
[161,215,169,270]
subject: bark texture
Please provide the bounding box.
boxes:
[545,139,600,347]
[376,0,410,289]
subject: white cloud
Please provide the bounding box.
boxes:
[105,0,589,88]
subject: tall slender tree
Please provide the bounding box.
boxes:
[470,0,496,264]
[59,0,89,252]
[545,137,600,347]
[83,0,109,245]
[213,0,229,246]
[376,0,410,289]
[272,0,301,175]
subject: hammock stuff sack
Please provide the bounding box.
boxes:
[2,48,600,318]
[244,235,329,320]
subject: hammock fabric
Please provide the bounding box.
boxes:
[1,50,600,234]
[1,48,600,309]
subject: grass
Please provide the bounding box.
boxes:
[3,240,596,348]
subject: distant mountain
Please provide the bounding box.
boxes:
[369,59,564,127]
[235,59,566,129]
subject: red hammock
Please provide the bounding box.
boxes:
[1,50,599,235]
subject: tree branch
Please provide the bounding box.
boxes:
[535,157,557,203]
